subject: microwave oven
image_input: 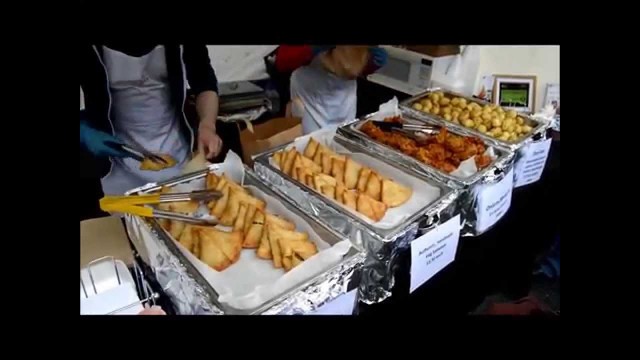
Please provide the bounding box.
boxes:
[367,46,435,96]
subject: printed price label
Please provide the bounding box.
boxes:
[310,289,357,315]
[514,139,552,188]
[410,215,460,293]
[476,170,513,233]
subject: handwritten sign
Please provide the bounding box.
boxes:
[410,215,460,293]
[514,139,552,188]
[310,289,358,315]
[476,170,513,233]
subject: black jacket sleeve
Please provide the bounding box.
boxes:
[183,45,218,95]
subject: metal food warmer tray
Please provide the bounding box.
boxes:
[338,114,515,189]
[253,133,460,304]
[399,88,551,152]
[124,167,365,315]
[337,114,516,237]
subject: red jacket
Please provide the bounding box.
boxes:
[274,45,380,76]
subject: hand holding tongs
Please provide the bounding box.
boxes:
[99,190,223,226]
[107,141,169,165]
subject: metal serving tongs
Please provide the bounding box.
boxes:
[371,120,440,134]
[99,190,222,226]
[108,141,169,165]
[371,120,441,144]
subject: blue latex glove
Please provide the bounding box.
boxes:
[79,121,128,158]
[370,47,388,68]
[311,45,335,57]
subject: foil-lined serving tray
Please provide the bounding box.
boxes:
[338,115,515,189]
[124,166,365,315]
[253,130,460,304]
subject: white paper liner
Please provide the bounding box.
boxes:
[270,126,442,230]
[163,151,351,311]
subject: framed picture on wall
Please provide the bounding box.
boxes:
[492,75,537,113]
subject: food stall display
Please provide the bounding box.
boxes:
[124,152,365,315]
[253,126,460,304]
[113,92,554,313]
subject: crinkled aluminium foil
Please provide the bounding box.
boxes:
[125,214,222,315]
[253,148,460,305]
[123,168,365,315]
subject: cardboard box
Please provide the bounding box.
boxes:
[405,45,460,57]
[239,117,302,165]
[81,216,134,268]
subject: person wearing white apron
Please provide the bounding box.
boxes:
[80,44,222,196]
[275,45,388,134]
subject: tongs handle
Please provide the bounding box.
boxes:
[98,202,218,226]
[371,120,439,132]
[100,194,162,207]
[100,190,222,208]
[371,121,401,131]
[100,203,155,217]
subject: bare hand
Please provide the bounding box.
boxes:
[198,121,223,160]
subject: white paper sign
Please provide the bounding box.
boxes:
[310,289,358,315]
[514,139,552,188]
[410,215,461,293]
[476,170,514,233]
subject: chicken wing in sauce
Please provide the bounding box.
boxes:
[360,118,492,173]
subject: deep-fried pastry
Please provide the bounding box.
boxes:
[196,227,243,268]
[243,204,258,234]
[265,213,296,231]
[139,154,177,171]
[233,204,248,233]
[205,172,219,190]
[256,223,272,259]
[331,158,346,183]
[342,190,358,211]
[178,224,197,253]
[357,193,387,222]
[211,183,230,218]
[168,220,186,240]
[283,148,298,175]
[243,210,264,249]
[381,179,412,207]
[364,172,382,201]
[268,226,283,268]
[356,168,372,193]
[321,185,336,200]
[304,138,320,159]
[273,151,284,168]
[344,157,362,190]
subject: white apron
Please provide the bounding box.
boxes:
[100,45,189,195]
[290,59,357,134]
